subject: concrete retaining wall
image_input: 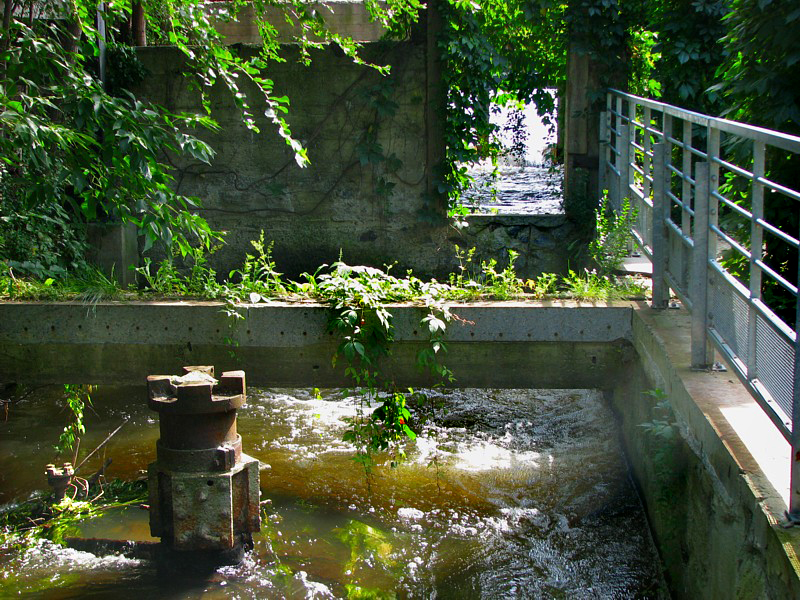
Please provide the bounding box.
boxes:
[0,302,632,389]
[613,306,800,599]
[131,39,587,280]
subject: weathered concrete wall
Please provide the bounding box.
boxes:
[0,302,633,389]
[612,305,800,599]
[209,1,390,44]
[133,38,587,281]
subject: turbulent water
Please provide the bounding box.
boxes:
[462,164,564,216]
[0,387,667,598]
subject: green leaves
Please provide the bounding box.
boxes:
[0,21,223,265]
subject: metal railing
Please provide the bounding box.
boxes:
[600,89,800,519]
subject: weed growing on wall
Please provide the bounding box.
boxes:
[590,195,638,276]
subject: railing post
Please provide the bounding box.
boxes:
[599,110,608,200]
[616,124,630,213]
[651,142,669,309]
[691,162,713,368]
[791,248,800,520]
[747,142,766,380]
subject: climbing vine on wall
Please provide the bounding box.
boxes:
[315,262,454,487]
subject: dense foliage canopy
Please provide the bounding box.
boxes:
[2,0,799,276]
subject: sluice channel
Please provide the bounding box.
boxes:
[0,383,668,598]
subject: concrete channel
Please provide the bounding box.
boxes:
[0,300,798,598]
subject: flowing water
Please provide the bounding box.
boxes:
[463,164,564,216]
[0,386,668,598]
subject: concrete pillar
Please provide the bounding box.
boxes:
[424,0,446,218]
[562,47,602,224]
[86,222,139,288]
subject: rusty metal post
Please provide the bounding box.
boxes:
[45,462,74,502]
[147,366,260,565]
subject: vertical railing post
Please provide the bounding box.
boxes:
[790,243,800,520]
[651,142,669,309]
[747,142,766,380]
[599,110,608,200]
[691,162,713,368]
[616,124,630,213]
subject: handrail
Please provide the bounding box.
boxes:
[601,89,800,522]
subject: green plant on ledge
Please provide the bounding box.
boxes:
[314,261,454,489]
[590,194,638,276]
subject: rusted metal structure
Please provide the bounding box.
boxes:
[147,366,260,564]
[45,462,74,502]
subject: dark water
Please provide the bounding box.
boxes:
[0,387,668,598]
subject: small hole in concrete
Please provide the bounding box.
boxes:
[207,480,214,486]
[303,331,307,336]
[216,329,220,333]
[23,327,27,332]
[280,331,284,336]
[470,332,475,337]
[51,326,55,331]
[246,330,251,335]
[592,356,597,364]
[164,326,168,331]
[136,326,140,331]
[77,325,82,330]
[188,327,192,332]
[553,332,559,337]
[580,329,584,335]
[413,330,418,336]
[313,365,320,370]
[498,333,503,338]
[106,325,110,330]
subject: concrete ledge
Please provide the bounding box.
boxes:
[0,301,633,388]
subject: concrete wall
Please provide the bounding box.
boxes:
[208,1,390,44]
[0,302,633,389]
[132,38,587,281]
[612,306,800,599]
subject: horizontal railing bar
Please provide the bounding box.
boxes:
[667,191,695,216]
[710,224,751,260]
[688,145,709,160]
[757,218,800,249]
[665,270,691,308]
[609,89,800,154]
[667,219,694,248]
[757,176,800,203]
[714,192,752,220]
[713,156,753,180]
[667,164,695,186]
[754,259,799,296]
